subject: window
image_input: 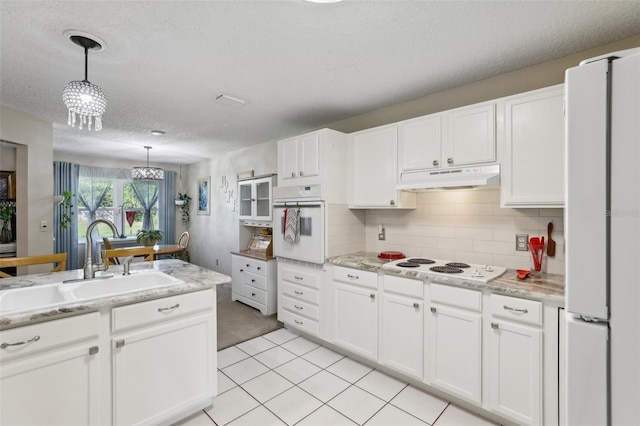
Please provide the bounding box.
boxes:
[78,167,159,238]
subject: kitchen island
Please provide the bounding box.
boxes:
[0,259,230,426]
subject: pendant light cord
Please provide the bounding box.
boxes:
[84,46,89,82]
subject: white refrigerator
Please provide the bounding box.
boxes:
[565,48,640,425]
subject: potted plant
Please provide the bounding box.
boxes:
[136,229,163,247]
[59,191,74,230]
[0,203,15,243]
[175,192,191,224]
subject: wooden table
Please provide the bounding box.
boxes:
[150,244,183,259]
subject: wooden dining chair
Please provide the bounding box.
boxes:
[0,253,68,278]
[102,246,154,265]
[102,237,119,264]
[176,231,190,261]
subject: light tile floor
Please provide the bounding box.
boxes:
[176,328,498,426]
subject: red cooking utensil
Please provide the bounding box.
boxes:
[529,236,545,273]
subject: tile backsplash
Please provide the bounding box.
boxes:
[365,188,565,275]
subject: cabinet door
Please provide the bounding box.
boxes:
[1,343,101,426]
[398,114,442,172]
[231,255,245,296]
[279,137,299,181]
[334,283,378,360]
[488,320,542,425]
[299,132,320,179]
[445,103,496,167]
[253,177,273,221]
[501,85,565,207]
[238,180,254,219]
[381,293,423,379]
[427,304,482,404]
[351,125,399,207]
[113,314,214,426]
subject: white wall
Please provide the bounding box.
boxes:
[186,140,277,276]
[365,188,564,274]
[0,106,54,272]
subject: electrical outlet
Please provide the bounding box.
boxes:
[516,234,529,251]
[378,225,385,241]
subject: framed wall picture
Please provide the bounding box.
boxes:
[197,176,210,215]
[0,171,16,200]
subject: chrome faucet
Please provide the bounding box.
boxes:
[84,219,119,279]
[122,256,134,276]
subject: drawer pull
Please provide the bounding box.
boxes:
[294,275,304,281]
[433,159,439,166]
[491,322,499,329]
[294,290,304,295]
[246,264,250,267]
[257,267,261,270]
[1,335,40,349]
[252,292,256,296]
[430,307,436,313]
[503,305,528,314]
[295,319,303,325]
[370,293,375,300]
[240,269,244,272]
[115,339,125,348]
[89,346,99,355]
[447,157,454,164]
[158,303,180,312]
[251,279,256,282]
[347,274,359,280]
[413,302,420,309]
[294,305,303,310]
[291,172,296,177]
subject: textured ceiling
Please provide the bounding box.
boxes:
[1,0,639,164]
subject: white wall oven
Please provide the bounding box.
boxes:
[273,185,325,264]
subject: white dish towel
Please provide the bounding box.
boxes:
[283,208,300,244]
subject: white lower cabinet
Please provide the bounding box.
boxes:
[487,294,543,425]
[0,313,101,426]
[231,254,277,315]
[380,275,423,379]
[426,284,482,405]
[278,262,323,337]
[111,292,215,425]
[0,288,217,426]
[333,266,378,360]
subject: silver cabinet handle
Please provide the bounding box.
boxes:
[257,267,261,270]
[295,319,303,325]
[294,290,303,295]
[251,279,256,282]
[1,335,40,349]
[115,339,125,348]
[294,275,303,281]
[240,269,244,272]
[158,303,180,312]
[246,264,250,267]
[299,171,304,176]
[503,305,528,314]
[252,292,256,296]
[430,307,436,313]
[370,293,375,300]
[390,200,395,205]
[89,346,99,355]
[491,322,499,329]
[413,302,420,309]
[347,274,359,280]
[447,157,454,164]
[294,305,303,310]
[433,160,439,166]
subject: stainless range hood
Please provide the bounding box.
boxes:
[397,164,500,191]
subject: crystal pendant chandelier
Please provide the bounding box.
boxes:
[62,35,107,131]
[132,146,165,181]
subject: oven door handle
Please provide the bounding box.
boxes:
[274,202,323,208]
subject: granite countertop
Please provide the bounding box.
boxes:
[326,251,565,305]
[231,250,275,261]
[0,259,231,329]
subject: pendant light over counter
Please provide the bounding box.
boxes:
[132,146,164,181]
[61,30,107,131]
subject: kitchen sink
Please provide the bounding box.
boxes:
[0,270,184,315]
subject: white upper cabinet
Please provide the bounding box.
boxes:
[398,101,496,187]
[500,85,565,208]
[350,124,416,209]
[238,175,274,221]
[279,133,320,183]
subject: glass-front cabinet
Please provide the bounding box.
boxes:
[238,175,275,222]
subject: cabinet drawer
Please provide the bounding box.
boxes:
[490,294,542,325]
[279,309,319,336]
[243,285,267,305]
[244,272,266,291]
[281,281,319,305]
[333,265,377,289]
[431,283,481,312]
[383,275,423,298]
[0,312,100,361]
[238,257,267,277]
[112,290,212,332]
[282,295,319,320]
[281,266,320,289]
